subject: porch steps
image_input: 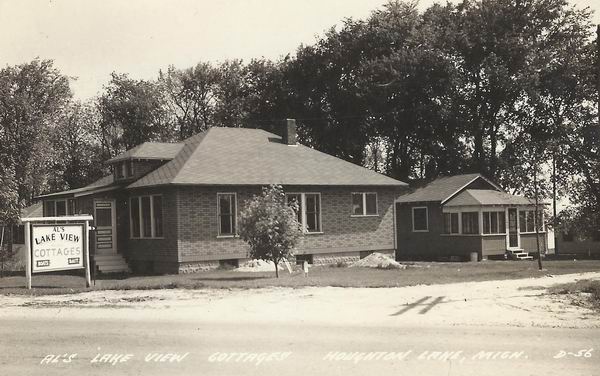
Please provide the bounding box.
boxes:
[508,249,533,261]
[93,253,130,273]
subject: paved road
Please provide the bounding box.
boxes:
[1,317,598,376]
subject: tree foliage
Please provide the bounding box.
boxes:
[0,59,71,202]
[239,185,303,278]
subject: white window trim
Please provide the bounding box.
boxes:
[412,206,429,232]
[519,208,545,234]
[482,210,507,235]
[350,192,379,217]
[129,195,164,239]
[286,192,323,234]
[217,192,238,237]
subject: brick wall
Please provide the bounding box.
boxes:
[176,185,405,264]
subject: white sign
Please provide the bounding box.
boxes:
[31,225,84,273]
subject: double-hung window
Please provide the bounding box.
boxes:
[130,195,163,239]
[217,193,237,236]
[351,193,377,216]
[483,211,506,234]
[286,193,322,233]
[443,212,459,234]
[461,212,479,234]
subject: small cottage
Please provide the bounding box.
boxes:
[395,174,547,261]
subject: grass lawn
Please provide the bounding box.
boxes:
[549,279,600,311]
[0,259,599,296]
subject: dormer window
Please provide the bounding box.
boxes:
[114,160,134,180]
[115,162,125,179]
[126,160,134,177]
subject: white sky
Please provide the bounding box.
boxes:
[0,0,598,100]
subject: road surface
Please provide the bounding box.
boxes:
[1,272,599,376]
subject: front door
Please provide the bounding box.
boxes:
[507,208,520,249]
[94,200,117,254]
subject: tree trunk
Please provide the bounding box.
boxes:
[0,226,5,278]
[534,159,543,271]
[274,257,279,278]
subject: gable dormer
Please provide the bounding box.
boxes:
[107,142,184,183]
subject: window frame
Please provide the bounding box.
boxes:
[519,209,544,234]
[129,195,164,239]
[482,210,507,235]
[285,192,323,234]
[411,206,429,232]
[443,212,460,234]
[217,192,238,237]
[350,192,378,217]
[126,160,134,177]
[461,211,480,235]
[44,199,72,217]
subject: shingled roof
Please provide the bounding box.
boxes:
[37,174,119,199]
[128,127,406,188]
[107,142,184,163]
[444,189,534,207]
[395,173,500,203]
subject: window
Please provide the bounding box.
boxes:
[462,212,479,234]
[412,207,428,232]
[141,196,152,237]
[217,193,237,236]
[305,193,321,233]
[519,210,536,233]
[153,196,163,237]
[126,160,134,177]
[483,211,506,234]
[286,193,322,233]
[115,162,124,179]
[43,200,72,217]
[443,212,459,234]
[130,195,163,238]
[351,193,377,216]
[130,197,140,238]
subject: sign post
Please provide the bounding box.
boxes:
[22,215,93,290]
[84,221,91,287]
[24,222,31,290]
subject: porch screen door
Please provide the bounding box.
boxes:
[508,208,519,248]
[94,200,116,253]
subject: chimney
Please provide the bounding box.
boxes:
[282,118,297,145]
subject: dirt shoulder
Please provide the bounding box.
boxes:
[1,271,599,329]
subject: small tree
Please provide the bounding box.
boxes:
[239,185,303,278]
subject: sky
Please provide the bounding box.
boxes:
[0,0,599,100]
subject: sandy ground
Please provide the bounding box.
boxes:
[1,271,599,329]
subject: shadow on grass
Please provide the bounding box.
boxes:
[192,275,271,282]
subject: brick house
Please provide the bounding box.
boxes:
[38,120,408,273]
[395,174,547,261]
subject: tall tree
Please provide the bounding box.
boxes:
[159,63,219,139]
[0,59,71,203]
[49,101,105,190]
[98,73,173,153]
